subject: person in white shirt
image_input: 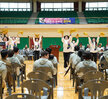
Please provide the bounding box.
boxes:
[86,44,90,51]
[33,36,42,61]
[61,34,72,68]
[70,39,79,53]
[8,36,20,50]
[105,45,108,50]
[97,43,104,58]
[88,35,100,63]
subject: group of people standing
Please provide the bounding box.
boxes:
[61,33,104,69]
[0,34,20,50]
[63,34,108,96]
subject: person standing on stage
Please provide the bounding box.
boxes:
[61,33,72,69]
[33,35,42,61]
[88,35,100,63]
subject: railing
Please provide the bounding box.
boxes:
[0,17,108,24]
[86,7,108,11]
[0,8,31,11]
[41,8,74,11]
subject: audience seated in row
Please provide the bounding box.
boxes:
[45,47,58,67]
[33,51,56,76]
[76,51,97,76]
[0,47,25,95]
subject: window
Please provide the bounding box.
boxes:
[0,2,31,11]
[54,3,61,8]
[86,2,108,10]
[18,3,28,8]
[89,3,97,7]
[9,3,17,8]
[41,3,44,8]
[63,3,73,8]
[0,3,8,8]
[41,3,74,11]
[45,3,53,8]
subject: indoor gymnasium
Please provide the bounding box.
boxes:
[0,0,108,99]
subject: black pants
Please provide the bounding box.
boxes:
[91,53,97,63]
[63,52,70,68]
[33,50,40,61]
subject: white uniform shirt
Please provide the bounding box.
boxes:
[33,36,41,51]
[62,36,72,52]
[88,37,100,53]
[70,39,79,52]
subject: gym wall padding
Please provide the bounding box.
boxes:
[17,37,107,51]
[42,37,107,51]
[17,37,29,49]
[42,37,63,51]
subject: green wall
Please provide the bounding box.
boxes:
[42,37,63,51]
[17,37,29,49]
[17,37,107,51]
[42,37,107,51]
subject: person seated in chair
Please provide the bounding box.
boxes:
[1,50,13,95]
[76,51,97,96]
[33,51,56,75]
[7,50,22,87]
[76,51,97,77]
[99,50,108,72]
[13,47,25,64]
[13,47,25,86]
[69,45,84,69]
[65,46,84,77]
[0,55,7,94]
[45,47,58,68]
[8,50,21,65]
[23,45,29,60]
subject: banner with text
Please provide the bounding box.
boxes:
[39,18,75,24]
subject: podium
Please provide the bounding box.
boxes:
[49,45,61,62]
